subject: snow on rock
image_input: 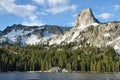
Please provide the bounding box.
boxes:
[78,24,86,30]
[43,31,57,37]
[107,36,120,55]
[5,30,57,45]
[70,31,80,42]
[37,27,44,30]
[24,30,34,34]
[52,40,62,45]
[3,29,35,45]
[49,23,99,45]
[5,29,38,37]
[0,24,70,46]
[90,23,99,26]
[77,23,99,30]
[49,37,62,45]
[5,29,23,37]
[26,31,57,45]
[114,45,120,55]
[104,33,110,37]
[107,37,120,45]
[26,34,40,45]
[8,37,17,43]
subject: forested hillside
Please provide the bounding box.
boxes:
[0,43,120,72]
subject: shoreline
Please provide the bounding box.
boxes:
[1,71,120,74]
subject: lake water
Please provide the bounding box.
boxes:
[0,72,120,80]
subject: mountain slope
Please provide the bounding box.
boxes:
[0,8,120,55]
[49,8,99,45]
[0,24,70,45]
[48,8,120,54]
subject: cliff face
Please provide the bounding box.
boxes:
[74,8,99,29]
[48,8,120,54]
[48,8,100,45]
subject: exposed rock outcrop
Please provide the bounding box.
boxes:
[75,8,99,29]
[48,8,120,54]
[48,67,68,72]
[49,8,99,45]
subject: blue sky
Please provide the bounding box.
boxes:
[0,0,120,30]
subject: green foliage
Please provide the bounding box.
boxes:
[0,44,120,72]
[87,26,94,33]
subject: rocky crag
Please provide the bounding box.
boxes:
[48,8,120,54]
[0,8,120,54]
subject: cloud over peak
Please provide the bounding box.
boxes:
[97,13,114,19]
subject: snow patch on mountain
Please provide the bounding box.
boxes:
[43,31,57,37]
[107,37,120,45]
[70,31,80,42]
[8,37,17,43]
[114,45,120,55]
[104,33,110,37]
[26,34,40,45]
[5,29,23,37]
[49,23,99,45]
[26,32,57,45]
[77,23,99,30]
[37,27,44,30]
[24,30,34,34]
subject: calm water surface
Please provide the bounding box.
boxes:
[0,72,120,80]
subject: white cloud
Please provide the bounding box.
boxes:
[0,6,2,11]
[97,13,114,19]
[114,5,120,11]
[0,0,44,26]
[46,5,76,14]
[0,7,2,14]
[33,0,77,14]
[22,20,44,26]
[0,0,37,20]
[32,0,45,5]
[48,0,68,7]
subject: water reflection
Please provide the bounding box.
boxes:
[0,72,120,80]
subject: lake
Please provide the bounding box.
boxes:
[0,72,120,80]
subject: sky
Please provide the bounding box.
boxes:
[0,0,120,30]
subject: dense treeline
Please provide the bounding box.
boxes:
[0,43,120,72]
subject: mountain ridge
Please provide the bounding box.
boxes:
[0,24,70,45]
[0,8,120,54]
[47,8,120,54]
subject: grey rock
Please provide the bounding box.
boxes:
[48,67,62,72]
[75,8,99,27]
[48,8,120,54]
[0,24,70,46]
